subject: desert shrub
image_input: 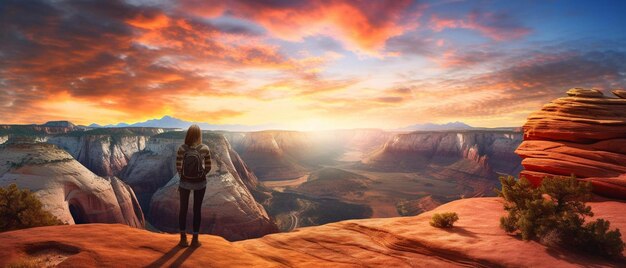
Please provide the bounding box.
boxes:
[497,175,624,258]
[430,212,459,228]
[0,184,65,232]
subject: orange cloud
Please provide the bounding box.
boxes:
[179,0,421,55]
[0,0,313,125]
[127,12,170,30]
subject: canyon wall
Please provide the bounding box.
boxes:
[0,122,78,136]
[515,88,626,199]
[46,127,164,177]
[228,131,310,180]
[119,138,179,209]
[47,135,149,177]
[363,130,523,178]
[0,142,144,228]
[223,129,395,181]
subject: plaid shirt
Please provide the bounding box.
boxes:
[176,143,212,175]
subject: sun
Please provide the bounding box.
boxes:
[292,118,333,131]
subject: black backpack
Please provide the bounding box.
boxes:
[181,144,205,182]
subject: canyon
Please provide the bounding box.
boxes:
[0,122,525,235]
[1,88,625,266]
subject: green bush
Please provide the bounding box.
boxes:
[0,184,65,232]
[430,212,459,228]
[497,175,624,258]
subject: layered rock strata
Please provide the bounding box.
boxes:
[364,131,523,177]
[0,142,144,228]
[515,88,626,199]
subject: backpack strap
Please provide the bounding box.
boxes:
[182,144,203,152]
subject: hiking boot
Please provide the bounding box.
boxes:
[190,233,201,247]
[178,232,189,247]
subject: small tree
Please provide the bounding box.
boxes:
[430,212,459,228]
[0,184,64,232]
[497,175,624,258]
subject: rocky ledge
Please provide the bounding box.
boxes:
[515,88,626,199]
[0,197,624,267]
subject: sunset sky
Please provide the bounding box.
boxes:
[1,0,625,130]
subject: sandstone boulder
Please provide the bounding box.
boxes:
[0,143,144,227]
[516,89,626,199]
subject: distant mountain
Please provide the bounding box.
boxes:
[42,120,76,128]
[90,116,278,131]
[398,121,474,131]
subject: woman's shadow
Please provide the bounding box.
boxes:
[145,246,199,268]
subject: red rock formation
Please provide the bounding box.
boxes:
[1,197,624,267]
[612,89,626,99]
[516,88,626,199]
[0,143,144,228]
[582,174,626,200]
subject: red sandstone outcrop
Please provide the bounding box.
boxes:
[613,89,626,99]
[0,143,144,228]
[1,197,624,267]
[515,88,626,199]
[582,174,626,200]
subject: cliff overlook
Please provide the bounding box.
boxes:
[1,197,624,267]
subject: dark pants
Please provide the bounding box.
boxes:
[178,187,206,233]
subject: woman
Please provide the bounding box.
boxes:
[176,124,211,247]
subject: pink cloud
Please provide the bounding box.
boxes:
[430,11,531,41]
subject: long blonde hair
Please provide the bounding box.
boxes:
[184,124,202,146]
